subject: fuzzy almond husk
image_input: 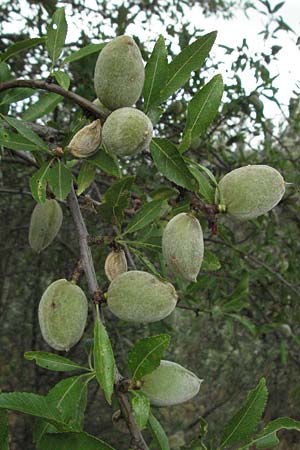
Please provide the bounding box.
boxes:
[68,120,102,158]
[29,199,63,253]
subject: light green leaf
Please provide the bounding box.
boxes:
[143,35,168,112]
[148,412,170,450]
[0,37,45,62]
[30,160,53,203]
[159,31,217,104]
[201,250,221,272]
[1,115,48,151]
[23,93,62,121]
[131,391,150,430]
[179,75,224,152]
[0,88,35,106]
[76,162,96,196]
[127,334,170,381]
[0,129,41,152]
[37,431,115,450]
[94,306,115,405]
[123,200,165,235]
[150,138,198,191]
[0,410,9,450]
[46,8,68,65]
[24,352,88,372]
[60,43,106,66]
[88,145,121,178]
[47,159,72,201]
[53,70,70,90]
[220,378,268,448]
[128,247,161,278]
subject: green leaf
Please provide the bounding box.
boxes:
[24,351,88,372]
[53,70,70,90]
[143,35,168,112]
[76,162,96,196]
[37,431,115,450]
[30,160,53,203]
[227,314,257,336]
[188,166,215,203]
[159,31,217,104]
[131,391,150,431]
[127,334,170,381]
[182,417,208,450]
[60,43,106,66]
[150,138,198,191]
[0,129,41,152]
[201,250,221,272]
[98,176,134,228]
[47,160,72,201]
[0,37,45,62]
[88,145,121,178]
[94,306,115,405]
[0,410,9,450]
[148,412,170,450]
[0,88,35,106]
[23,93,62,121]
[179,75,224,152]
[123,199,165,235]
[47,8,68,65]
[220,378,268,448]
[128,247,161,278]
[1,116,48,151]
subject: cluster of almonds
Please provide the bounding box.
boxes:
[29,34,286,408]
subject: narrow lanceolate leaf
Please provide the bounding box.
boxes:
[179,75,224,152]
[150,138,198,191]
[76,162,96,196]
[159,31,217,104]
[131,391,150,430]
[60,43,106,66]
[1,116,48,151]
[123,199,165,235]
[0,37,45,62]
[24,351,88,372]
[30,160,54,203]
[46,8,68,65]
[47,160,72,201]
[53,70,70,90]
[148,412,170,450]
[143,35,168,112]
[188,166,215,204]
[37,431,116,450]
[127,334,170,381]
[0,393,64,428]
[220,378,268,448]
[128,247,161,278]
[94,307,115,405]
[0,129,41,152]
[241,417,300,449]
[23,93,62,121]
[88,145,121,178]
[0,88,35,106]
[0,410,9,450]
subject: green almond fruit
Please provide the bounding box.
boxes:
[217,165,285,220]
[102,107,153,157]
[38,279,88,351]
[29,199,63,253]
[162,213,204,282]
[107,270,177,323]
[94,35,144,110]
[142,360,202,406]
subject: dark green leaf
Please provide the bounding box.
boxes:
[53,70,70,90]
[220,378,268,448]
[1,116,48,151]
[47,8,68,65]
[60,43,106,66]
[37,431,115,450]
[159,31,217,104]
[123,200,165,235]
[47,160,72,201]
[201,250,221,272]
[1,37,45,62]
[30,160,53,203]
[182,417,208,449]
[76,162,96,196]
[127,334,170,381]
[0,410,9,450]
[94,307,115,405]
[143,35,168,112]
[88,145,121,178]
[188,166,215,203]
[128,247,161,277]
[131,391,150,430]
[24,352,88,372]
[0,88,35,106]
[227,314,256,336]
[150,138,198,191]
[0,129,41,152]
[150,187,179,201]
[22,93,62,121]
[148,412,170,450]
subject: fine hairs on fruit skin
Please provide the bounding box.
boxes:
[102,107,153,157]
[38,279,88,351]
[94,35,145,110]
[141,360,202,406]
[104,249,128,281]
[29,199,63,253]
[162,213,204,282]
[107,270,178,323]
[68,119,102,158]
[217,165,285,221]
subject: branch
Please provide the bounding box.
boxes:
[68,184,149,450]
[0,79,106,121]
